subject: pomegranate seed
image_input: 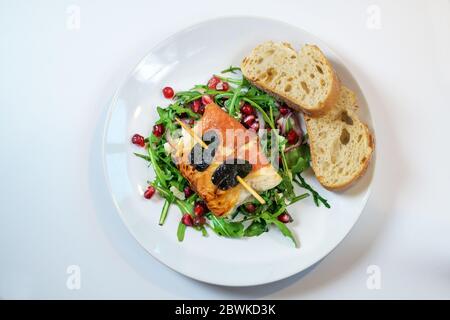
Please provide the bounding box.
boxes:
[192,99,201,113]
[279,105,290,115]
[215,82,224,90]
[162,86,174,99]
[201,94,213,106]
[215,81,229,91]
[182,214,193,226]
[131,134,145,147]
[207,76,221,89]
[241,103,254,115]
[182,118,194,126]
[194,202,206,216]
[192,100,205,114]
[152,124,165,137]
[245,203,256,213]
[250,122,260,132]
[242,114,255,127]
[287,129,298,144]
[277,212,293,223]
[184,186,193,198]
[193,216,206,226]
[144,186,156,199]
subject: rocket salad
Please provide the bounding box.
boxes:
[132,66,329,247]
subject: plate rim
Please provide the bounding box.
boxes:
[102,15,377,287]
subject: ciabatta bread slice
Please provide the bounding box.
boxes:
[304,87,374,190]
[241,41,340,116]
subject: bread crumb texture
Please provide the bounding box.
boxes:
[305,87,374,190]
[241,41,340,115]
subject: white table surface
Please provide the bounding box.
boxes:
[1,0,449,299]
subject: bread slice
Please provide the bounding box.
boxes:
[304,87,374,190]
[241,41,340,116]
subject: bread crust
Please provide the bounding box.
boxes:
[241,43,341,117]
[305,111,375,190]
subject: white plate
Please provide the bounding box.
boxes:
[103,16,376,286]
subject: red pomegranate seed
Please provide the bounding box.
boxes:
[250,122,260,132]
[215,81,229,91]
[193,216,206,226]
[192,100,205,115]
[277,212,293,223]
[207,76,221,89]
[201,94,213,106]
[194,202,206,216]
[131,134,145,147]
[279,105,290,115]
[242,114,255,127]
[162,86,174,99]
[144,186,156,199]
[181,214,193,226]
[215,82,224,90]
[183,118,194,126]
[241,103,254,115]
[184,186,193,198]
[245,203,256,213]
[192,99,201,113]
[152,124,165,137]
[287,129,298,144]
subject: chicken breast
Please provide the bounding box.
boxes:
[174,103,282,216]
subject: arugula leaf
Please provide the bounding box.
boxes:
[171,103,200,119]
[177,221,186,242]
[294,174,330,208]
[221,66,241,74]
[155,104,199,134]
[260,212,297,247]
[227,86,242,116]
[159,199,171,226]
[244,220,267,237]
[200,226,208,237]
[285,144,311,174]
[271,219,297,247]
[277,135,295,200]
[207,214,245,238]
[174,91,202,104]
[288,193,310,206]
[146,144,168,188]
[273,204,287,217]
[134,153,151,162]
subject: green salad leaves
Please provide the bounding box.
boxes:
[135,66,330,247]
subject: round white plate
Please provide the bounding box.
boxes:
[103,16,376,286]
